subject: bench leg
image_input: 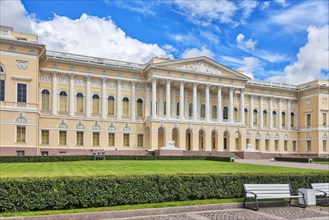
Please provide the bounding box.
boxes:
[243,197,259,211]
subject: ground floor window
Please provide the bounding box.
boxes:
[41,130,49,145]
[323,140,327,151]
[108,133,115,146]
[93,132,100,146]
[284,140,288,151]
[59,131,67,145]
[16,150,25,156]
[307,140,311,151]
[123,134,129,147]
[255,139,259,150]
[275,140,279,151]
[41,151,48,156]
[16,126,26,143]
[265,139,269,151]
[138,134,143,147]
[293,141,297,152]
[76,131,84,146]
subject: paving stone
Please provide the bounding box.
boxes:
[260,207,329,219]
[197,210,276,220]
[125,213,196,220]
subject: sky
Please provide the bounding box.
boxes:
[0,0,328,84]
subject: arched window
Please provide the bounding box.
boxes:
[200,104,205,119]
[108,96,115,115]
[282,112,286,127]
[253,109,258,125]
[41,89,50,111]
[76,93,84,113]
[189,103,193,118]
[291,112,295,128]
[0,65,4,72]
[59,91,67,112]
[212,105,217,119]
[244,108,248,124]
[137,98,143,117]
[92,94,100,114]
[273,111,277,126]
[122,97,129,116]
[223,106,228,120]
[177,102,180,117]
[263,110,268,126]
[234,107,238,121]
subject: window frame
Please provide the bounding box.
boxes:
[0,79,5,101]
[17,83,27,103]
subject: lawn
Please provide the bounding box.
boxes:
[0,160,325,178]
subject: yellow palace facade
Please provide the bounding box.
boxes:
[0,26,328,157]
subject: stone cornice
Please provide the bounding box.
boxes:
[0,37,45,51]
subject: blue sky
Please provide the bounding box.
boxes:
[1,0,328,84]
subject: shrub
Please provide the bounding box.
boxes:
[0,173,328,212]
[274,157,310,163]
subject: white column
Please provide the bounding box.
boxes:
[52,72,58,115]
[260,96,264,129]
[166,79,171,120]
[172,89,176,117]
[217,86,222,123]
[69,73,75,117]
[193,83,198,121]
[116,79,122,119]
[179,81,184,120]
[184,90,188,118]
[205,84,210,122]
[249,95,253,128]
[131,81,136,121]
[240,89,244,125]
[269,97,273,129]
[152,77,157,119]
[229,87,234,123]
[288,99,291,130]
[159,86,164,117]
[101,78,107,119]
[279,98,282,129]
[85,76,91,117]
[146,84,150,117]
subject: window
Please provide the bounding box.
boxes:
[59,91,67,112]
[41,130,49,145]
[138,134,143,147]
[212,105,217,119]
[323,113,327,126]
[108,96,115,115]
[76,93,84,113]
[17,83,27,103]
[273,111,277,126]
[246,138,250,145]
[253,109,258,125]
[234,107,238,121]
[223,106,228,120]
[293,141,297,152]
[284,140,288,151]
[265,140,270,151]
[275,140,279,151]
[59,131,67,145]
[41,89,50,111]
[108,133,115,146]
[323,140,327,151]
[189,103,193,117]
[291,113,295,128]
[307,140,311,151]
[306,114,311,127]
[164,101,166,115]
[76,131,84,146]
[41,151,48,156]
[92,94,100,114]
[93,132,100,146]
[16,126,26,143]
[255,139,259,150]
[122,97,129,116]
[177,102,180,117]
[137,98,143,117]
[123,133,129,147]
[282,112,286,127]
[200,104,205,119]
[244,108,248,124]
[235,138,239,150]
[263,110,268,126]
[16,151,25,156]
[0,80,5,101]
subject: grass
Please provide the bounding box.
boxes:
[0,160,325,178]
[0,198,243,217]
[314,161,329,164]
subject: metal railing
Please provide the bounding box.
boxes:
[247,80,298,90]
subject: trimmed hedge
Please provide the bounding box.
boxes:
[0,155,232,163]
[314,158,329,162]
[1,173,328,212]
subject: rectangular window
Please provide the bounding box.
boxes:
[293,141,297,152]
[323,140,327,152]
[17,83,27,103]
[16,126,26,143]
[41,151,48,156]
[138,134,143,147]
[284,140,288,151]
[93,132,100,146]
[323,113,327,126]
[41,130,49,145]
[275,140,279,151]
[255,139,259,150]
[16,150,25,156]
[307,140,311,151]
[123,133,129,147]
[306,114,311,127]
[0,80,5,101]
[108,133,115,146]
[76,131,84,146]
[265,140,269,151]
[59,131,67,145]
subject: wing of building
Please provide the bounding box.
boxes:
[0,26,328,157]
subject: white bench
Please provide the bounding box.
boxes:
[243,184,306,211]
[310,183,329,206]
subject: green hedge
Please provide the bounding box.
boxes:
[313,157,329,162]
[1,173,328,212]
[0,155,232,163]
[275,157,310,163]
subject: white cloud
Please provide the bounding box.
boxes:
[236,33,257,50]
[182,46,214,59]
[162,44,178,53]
[266,25,329,84]
[259,1,270,10]
[0,1,172,64]
[274,0,289,7]
[238,0,259,23]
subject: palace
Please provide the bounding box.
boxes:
[0,26,328,157]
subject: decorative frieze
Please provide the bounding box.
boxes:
[107,81,116,89]
[40,74,52,83]
[122,82,131,91]
[15,112,28,124]
[75,77,85,86]
[176,61,222,75]
[16,60,28,70]
[58,119,68,129]
[91,79,101,87]
[58,75,69,84]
